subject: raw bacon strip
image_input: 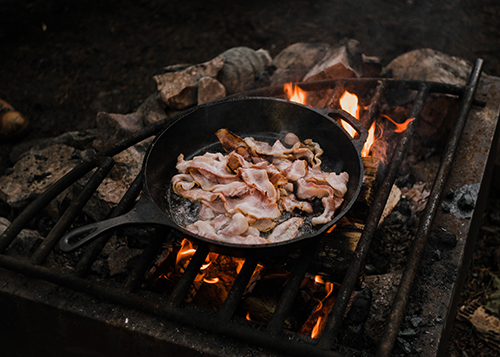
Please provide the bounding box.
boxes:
[220,212,249,236]
[211,181,250,197]
[221,192,281,220]
[239,167,277,201]
[201,199,227,215]
[268,217,304,243]
[216,129,249,156]
[311,196,344,226]
[187,152,236,180]
[304,139,323,169]
[281,193,313,214]
[282,159,308,181]
[198,204,215,220]
[305,168,349,198]
[250,218,276,232]
[175,154,190,174]
[295,178,333,200]
[227,151,252,171]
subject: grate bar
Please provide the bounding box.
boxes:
[31,156,115,265]
[376,58,484,357]
[167,243,210,307]
[360,81,386,129]
[0,160,97,253]
[125,226,172,293]
[232,78,486,107]
[317,83,431,350]
[74,172,145,277]
[266,240,321,334]
[218,256,258,321]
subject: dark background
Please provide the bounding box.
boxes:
[1,0,500,355]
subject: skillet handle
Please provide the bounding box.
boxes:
[59,211,141,251]
[59,197,174,251]
[317,108,368,154]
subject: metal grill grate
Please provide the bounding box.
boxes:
[0,59,487,356]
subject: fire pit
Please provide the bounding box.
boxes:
[0,44,499,357]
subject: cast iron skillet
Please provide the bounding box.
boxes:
[59,97,367,257]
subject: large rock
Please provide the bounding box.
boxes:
[92,93,166,151]
[383,48,472,86]
[270,42,332,86]
[73,143,148,221]
[303,39,364,82]
[0,144,91,209]
[384,49,473,141]
[154,56,225,109]
[217,47,272,95]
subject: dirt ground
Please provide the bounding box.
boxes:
[1,0,500,355]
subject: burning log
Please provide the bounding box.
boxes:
[298,278,339,338]
[311,220,363,279]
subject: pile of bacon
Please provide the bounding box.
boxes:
[171,129,349,245]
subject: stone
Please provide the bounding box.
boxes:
[93,111,145,152]
[383,48,473,85]
[0,217,43,257]
[270,42,332,86]
[138,93,167,127]
[197,76,226,105]
[108,246,143,276]
[0,144,91,209]
[10,129,97,163]
[73,143,147,221]
[303,39,364,82]
[217,47,272,95]
[154,56,225,109]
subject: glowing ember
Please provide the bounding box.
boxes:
[382,114,415,133]
[284,82,307,104]
[234,258,245,274]
[326,223,337,234]
[315,275,323,284]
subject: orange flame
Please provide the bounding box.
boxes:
[326,223,337,234]
[382,114,415,133]
[284,82,307,104]
[311,316,323,339]
[310,279,334,339]
[361,122,376,157]
[314,275,325,284]
[234,258,245,274]
[203,277,219,284]
[339,91,360,119]
[200,262,212,270]
[246,312,252,321]
[339,91,376,157]
[176,238,196,265]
